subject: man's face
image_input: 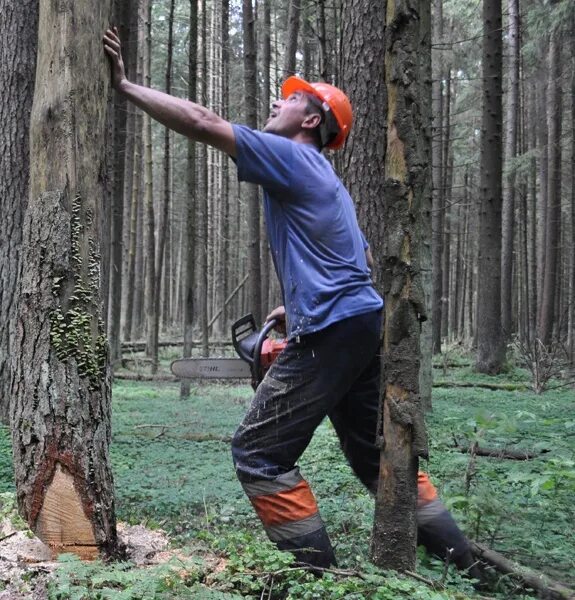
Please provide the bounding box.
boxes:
[263,91,318,138]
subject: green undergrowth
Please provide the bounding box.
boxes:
[0,352,573,598]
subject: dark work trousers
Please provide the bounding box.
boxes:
[231,310,382,568]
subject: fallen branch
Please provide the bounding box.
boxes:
[114,373,176,382]
[121,340,232,352]
[470,541,575,600]
[454,445,545,460]
[433,381,528,391]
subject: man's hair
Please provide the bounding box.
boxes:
[303,93,339,149]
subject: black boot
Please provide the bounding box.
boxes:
[277,526,337,572]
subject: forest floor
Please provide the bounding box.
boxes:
[0,350,573,599]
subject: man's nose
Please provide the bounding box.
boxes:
[271,99,282,109]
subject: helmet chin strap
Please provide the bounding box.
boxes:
[318,103,339,148]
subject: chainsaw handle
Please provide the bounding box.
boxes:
[252,318,278,384]
[231,314,258,363]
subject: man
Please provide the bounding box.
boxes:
[103,29,477,575]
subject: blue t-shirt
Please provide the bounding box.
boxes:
[232,124,383,339]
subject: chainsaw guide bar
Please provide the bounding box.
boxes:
[170,358,251,379]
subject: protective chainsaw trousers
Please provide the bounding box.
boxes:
[231,310,382,568]
[231,310,476,573]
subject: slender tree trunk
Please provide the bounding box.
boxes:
[431,0,444,354]
[284,0,301,77]
[120,0,139,341]
[11,0,117,558]
[441,71,452,341]
[0,0,38,423]
[150,0,175,373]
[475,0,504,373]
[181,0,198,398]
[372,0,430,570]
[198,0,209,356]
[108,0,134,365]
[318,0,331,82]
[569,19,575,362]
[142,0,156,361]
[419,0,434,411]
[221,0,231,332]
[501,0,519,340]
[538,15,562,346]
[536,65,548,325]
[242,0,262,323]
[342,0,430,570]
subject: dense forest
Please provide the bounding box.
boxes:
[0,0,574,597]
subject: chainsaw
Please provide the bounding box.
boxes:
[170,314,287,389]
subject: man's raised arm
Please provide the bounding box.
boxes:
[103,28,236,157]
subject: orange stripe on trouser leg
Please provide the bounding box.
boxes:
[417,471,438,508]
[250,480,319,527]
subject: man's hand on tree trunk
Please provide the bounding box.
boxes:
[103,28,127,92]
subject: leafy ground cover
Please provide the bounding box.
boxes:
[0,356,573,598]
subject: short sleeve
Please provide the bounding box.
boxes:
[232,124,293,190]
[360,230,369,251]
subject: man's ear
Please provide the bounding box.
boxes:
[301,112,322,130]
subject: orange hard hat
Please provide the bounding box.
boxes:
[281,76,353,150]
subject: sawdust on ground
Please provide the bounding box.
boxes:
[0,519,210,599]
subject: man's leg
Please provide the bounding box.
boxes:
[330,355,479,576]
[231,311,382,569]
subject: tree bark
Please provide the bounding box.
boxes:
[538,15,562,346]
[284,0,301,77]
[0,0,38,423]
[372,0,430,570]
[242,0,262,324]
[10,0,117,558]
[108,0,134,365]
[342,0,430,570]
[500,0,519,341]
[475,0,504,373]
[431,0,444,354]
[181,0,198,399]
[151,0,176,374]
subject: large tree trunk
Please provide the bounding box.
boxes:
[10,0,117,559]
[0,0,39,423]
[242,0,262,324]
[475,0,504,373]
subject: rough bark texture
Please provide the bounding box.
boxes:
[475,0,504,373]
[342,0,429,570]
[0,0,39,423]
[10,0,117,558]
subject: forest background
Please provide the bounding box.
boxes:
[0,0,574,597]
